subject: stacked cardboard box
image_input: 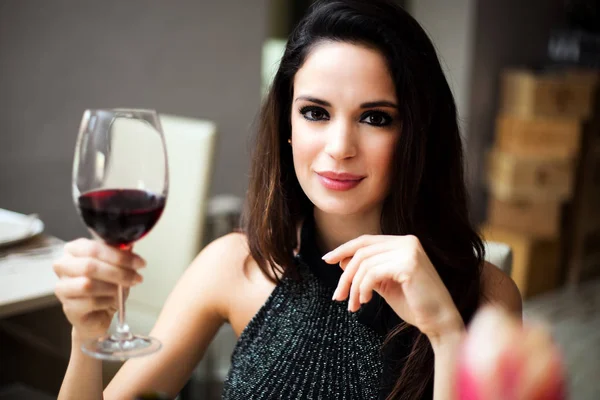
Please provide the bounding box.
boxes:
[483,69,598,298]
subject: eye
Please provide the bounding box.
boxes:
[360,110,393,127]
[300,106,330,121]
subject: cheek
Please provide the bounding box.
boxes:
[291,118,322,171]
[365,136,397,180]
[292,142,320,182]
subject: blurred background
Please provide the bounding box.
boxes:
[0,0,599,399]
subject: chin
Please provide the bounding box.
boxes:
[306,189,379,217]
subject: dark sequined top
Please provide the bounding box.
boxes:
[222,215,433,399]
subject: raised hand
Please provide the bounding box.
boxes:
[323,234,463,339]
[53,238,145,339]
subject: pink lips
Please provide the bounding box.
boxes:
[316,171,364,191]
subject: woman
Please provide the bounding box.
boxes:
[53,1,522,399]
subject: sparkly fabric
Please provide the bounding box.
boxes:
[222,214,432,399]
[222,258,384,399]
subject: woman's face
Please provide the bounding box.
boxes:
[291,41,400,217]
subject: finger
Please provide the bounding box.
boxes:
[333,254,361,302]
[339,257,351,271]
[54,254,143,287]
[331,257,351,301]
[348,252,396,311]
[64,238,146,270]
[55,277,119,299]
[53,256,67,278]
[322,235,388,264]
[62,296,117,318]
[333,242,394,301]
[359,262,409,307]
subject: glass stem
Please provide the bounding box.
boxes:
[115,285,131,339]
[115,244,132,340]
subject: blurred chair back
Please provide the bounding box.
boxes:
[483,241,513,276]
[126,114,217,333]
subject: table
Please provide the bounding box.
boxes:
[0,235,64,318]
[0,234,71,397]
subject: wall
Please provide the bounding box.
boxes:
[408,0,476,142]
[0,0,267,239]
[408,0,564,223]
[466,0,564,222]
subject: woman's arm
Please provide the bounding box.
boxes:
[58,233,243,400]
[59,329,104,400]
[103,234,245,399]
[429,261,522,400]
[430,328,465,400]
[324,236,523,400]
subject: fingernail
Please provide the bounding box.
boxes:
[359,294,365,304]
[134,274,143,284]
[332,288,339,301]
[321,252,331,261]
[133,258,146,269]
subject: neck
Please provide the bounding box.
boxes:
[313,207,382,253]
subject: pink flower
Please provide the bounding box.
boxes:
[457,307,566,400]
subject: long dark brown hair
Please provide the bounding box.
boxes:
[243,1,484,398]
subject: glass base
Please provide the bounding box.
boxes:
[81,333,162,361]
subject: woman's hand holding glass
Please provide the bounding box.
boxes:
[53,239,146,340]
[61,108,168,360]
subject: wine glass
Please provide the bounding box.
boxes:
[72,108,168,360]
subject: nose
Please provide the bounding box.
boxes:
[324,119,357,160]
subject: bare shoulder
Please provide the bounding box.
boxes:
[480,261,523,318]
[186,232,252,299]
[189,232,250,276]
[187,232,272,321]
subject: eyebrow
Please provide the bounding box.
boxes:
[294,96,398,109]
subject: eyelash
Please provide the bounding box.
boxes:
[298,106,394,127]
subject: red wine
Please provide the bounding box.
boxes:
[77,189,165,247]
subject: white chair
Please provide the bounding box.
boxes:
[124,114,217,334]
[484,241,513,276]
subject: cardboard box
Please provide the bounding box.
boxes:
[486,149,575,202]
[481,224,562,298]
[487,197,562,238]
[500,69,596,119]
[495,116,582,158]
